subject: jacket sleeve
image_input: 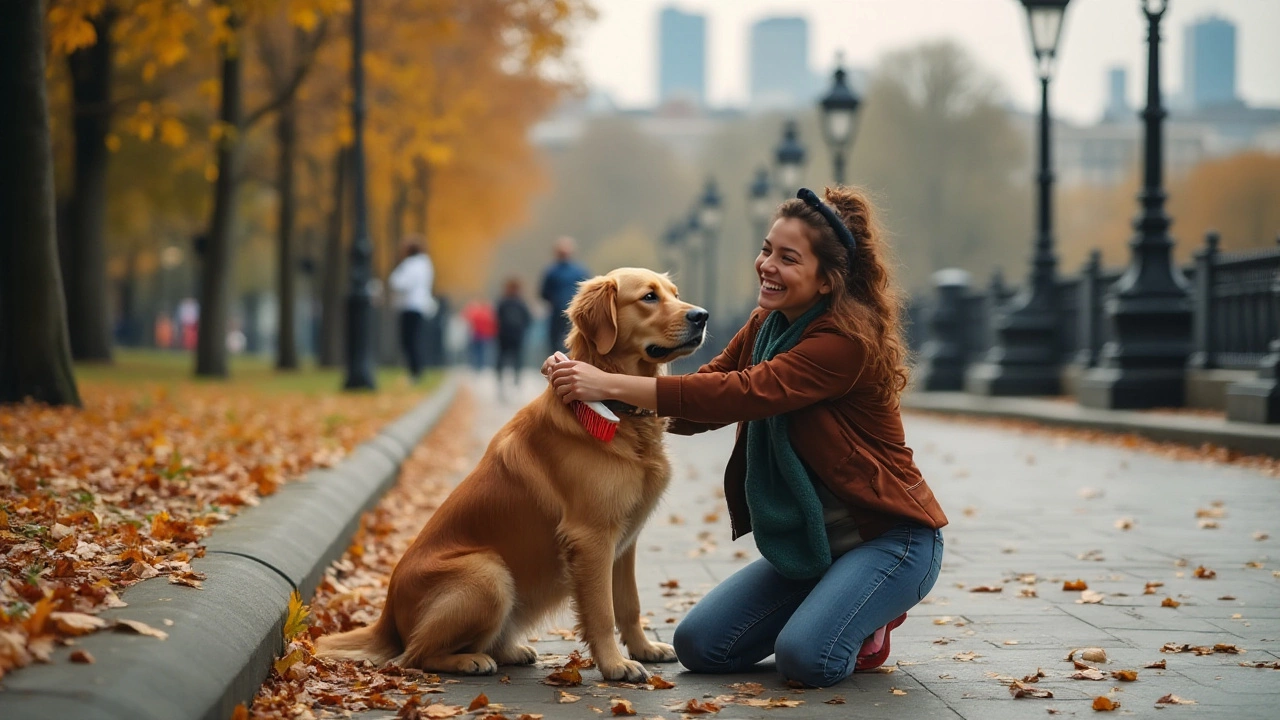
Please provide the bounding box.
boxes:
[665,317,754,436]
[656,328,864,424]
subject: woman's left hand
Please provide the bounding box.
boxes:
[549,358,614,404]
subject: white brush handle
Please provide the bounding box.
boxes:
[583,400,619,423]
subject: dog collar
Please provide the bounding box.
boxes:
[602,400,656,418]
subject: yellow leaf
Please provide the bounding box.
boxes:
[283,590,311,641]
[273,646,303,676]
[204,164,219,183]
[159,119,188,148]
[105,134,121,152]
[199,79,221,101]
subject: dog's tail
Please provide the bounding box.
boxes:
[315,618,400,665]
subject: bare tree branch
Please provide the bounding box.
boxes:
[245,19,330,129]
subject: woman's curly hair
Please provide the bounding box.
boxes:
[774,186,910,404]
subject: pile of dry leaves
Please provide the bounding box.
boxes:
[1,376,429,679]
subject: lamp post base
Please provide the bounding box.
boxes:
[1076,366,1184,409]
[965,299,1061,396]
[343,293,376,391]
[1077,291,1192,409]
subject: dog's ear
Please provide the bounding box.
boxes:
[569,275,618,356]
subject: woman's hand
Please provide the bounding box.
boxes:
[540,352,563,379]
[549,357,615,404]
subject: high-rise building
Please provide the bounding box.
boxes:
[1102,66,1132,123]
[657,7,706,108]
[1183,16,1238,109]
[749,17,815,111]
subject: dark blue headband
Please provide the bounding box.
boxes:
[797,188,857,273]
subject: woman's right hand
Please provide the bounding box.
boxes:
[541,351,568,379]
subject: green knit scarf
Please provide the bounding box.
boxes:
[744,300,833,580]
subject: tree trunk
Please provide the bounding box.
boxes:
[196,17,244,378]
[62,10,117,362]
[275,97,299,369]
[414,158,431,236]
[0,1,81,406]
[318,146,348,367]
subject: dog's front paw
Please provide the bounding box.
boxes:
[598,657,650,682]
[629,641,677,663]
[447,653,498,675]
[493,644,538,665]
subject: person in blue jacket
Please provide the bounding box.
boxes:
[539,236,590,355]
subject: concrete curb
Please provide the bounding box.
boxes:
[1,374,461,720]
[902,390,1280,457]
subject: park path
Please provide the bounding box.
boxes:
[359,370,1278,719]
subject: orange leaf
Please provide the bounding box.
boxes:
[467,693,489,711]
[1063,579,1088,591]
[1092,696,1119,711]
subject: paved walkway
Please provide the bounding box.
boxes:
[365,370,1279,719]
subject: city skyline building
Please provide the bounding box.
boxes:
[1183,15,1238,109]
[748,16,818,111]
[1102,66,1131,123]
[657,6,706,108]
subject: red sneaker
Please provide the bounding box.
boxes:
[855,613,907,671]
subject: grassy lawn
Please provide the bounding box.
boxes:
[76,350,441,397]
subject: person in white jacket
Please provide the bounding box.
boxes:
[388,236,438,381]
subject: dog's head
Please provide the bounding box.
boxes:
[566,268,707,374]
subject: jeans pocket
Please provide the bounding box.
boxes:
[916,530,944,601]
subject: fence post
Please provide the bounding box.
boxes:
[1188,230,1219,369]
[915,269,972,391]
[1226,267,1280,423]
[1074,250,1101,368]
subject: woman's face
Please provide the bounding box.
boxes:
[754,217,831,322]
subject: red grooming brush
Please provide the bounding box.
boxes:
[548,353,620,442]
[571,400,619,443]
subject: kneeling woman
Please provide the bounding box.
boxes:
[547,185,948,688]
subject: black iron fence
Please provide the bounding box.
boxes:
[911,232,1280,408]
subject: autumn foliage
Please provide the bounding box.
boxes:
[0,367,428,679]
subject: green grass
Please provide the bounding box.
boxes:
[76,349,441,397]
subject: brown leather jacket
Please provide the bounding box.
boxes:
[655,308,948,542]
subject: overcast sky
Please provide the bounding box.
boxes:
[574,0,1280,123]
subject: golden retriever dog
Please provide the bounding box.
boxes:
[317,268,707,681]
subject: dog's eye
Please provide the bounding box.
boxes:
[642,292,658,303]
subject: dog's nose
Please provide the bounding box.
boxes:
[686,308,709,327]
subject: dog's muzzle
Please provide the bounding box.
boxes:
[646,307,708,359]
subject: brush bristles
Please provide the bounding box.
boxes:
[571,401,618,442]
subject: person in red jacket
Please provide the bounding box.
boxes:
[546,186,947,688]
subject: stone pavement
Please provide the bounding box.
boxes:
[361,370,1279,719]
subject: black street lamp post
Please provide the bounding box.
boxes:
[819,57,862,186]
[966,0,1069,397]
[1079,0,1192,409]
[747,166,773,242]
[773,120,806,199]
[698,178,722,323]
[343,0,376,390]
[663,221,686,279]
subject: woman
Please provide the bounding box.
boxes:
[546,186,948,688]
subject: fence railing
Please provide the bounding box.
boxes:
[912,232,1280,397]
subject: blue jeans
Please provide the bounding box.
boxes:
[672,523,943,688]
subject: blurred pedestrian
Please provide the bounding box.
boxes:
[539,235,590,355]
[461,300,497,372]
[388,236,437,382]
[495,277,533,394]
